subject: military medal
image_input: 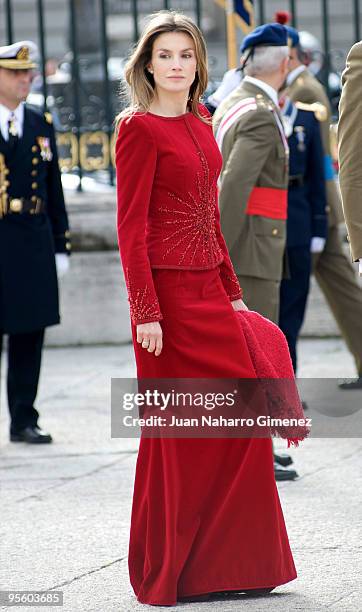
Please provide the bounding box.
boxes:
[294,126,306,152]
[8,117,18,136]
[37,136,53,161]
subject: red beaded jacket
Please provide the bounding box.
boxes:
[116,104,242,325]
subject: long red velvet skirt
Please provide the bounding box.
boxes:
[129,268,297,606]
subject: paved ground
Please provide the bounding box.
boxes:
[0,339,361,611]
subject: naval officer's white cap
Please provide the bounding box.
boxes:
[0,41,38,70]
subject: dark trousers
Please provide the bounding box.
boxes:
[279,246,311,372]
[0,329,44,434]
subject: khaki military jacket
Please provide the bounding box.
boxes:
[287,67,343,227]
[338,41,362,261]
[213,80,288,281]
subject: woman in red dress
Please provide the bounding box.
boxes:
[116,10,297,606]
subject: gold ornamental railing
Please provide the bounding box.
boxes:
[56,131,116,173]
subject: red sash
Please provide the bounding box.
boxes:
[245,186,287,220]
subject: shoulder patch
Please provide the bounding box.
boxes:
[295,101,328,122]
[44,112,53,124]
[215,96,258,151]
[255,93,265,105]
[255,93,273,111]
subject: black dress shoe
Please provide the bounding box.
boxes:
[338,377,362,390]
[274,462,298,481]
[178,593,210,602]
[216,586,275,598]
[10,426,53,444]
[274,453,293,467]
[242,587,275,596]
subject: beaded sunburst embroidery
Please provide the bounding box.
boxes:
[158,151,223,266]
[221,273,242,299]
[126,269,161,323]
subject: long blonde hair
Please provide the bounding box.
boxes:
[115,10,209,128]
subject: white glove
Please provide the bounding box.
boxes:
[55,253,70,278]
[310,237,326,254]
[359,259,362,276]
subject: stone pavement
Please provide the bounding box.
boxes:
[0,339,361,612]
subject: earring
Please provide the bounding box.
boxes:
[148,68,153,74]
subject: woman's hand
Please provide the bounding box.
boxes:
[136,322,163,356]
[231,298,248,312]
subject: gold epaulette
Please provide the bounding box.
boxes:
[255,93,270,109]
[295,101,328,122]
[44,112,53,124]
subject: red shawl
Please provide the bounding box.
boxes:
[235,310,310,447]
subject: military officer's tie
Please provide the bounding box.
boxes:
[7,113,19,149]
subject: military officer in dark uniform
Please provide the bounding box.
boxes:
[0,41,71,443]
[279,94,328,371]
[278,27,328,372]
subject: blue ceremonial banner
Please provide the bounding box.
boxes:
[234,0,255,33]
[214,0,255,67]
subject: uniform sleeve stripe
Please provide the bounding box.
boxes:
[270,107,290,153]
[215,98,257,151]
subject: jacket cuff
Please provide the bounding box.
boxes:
[54,230,71,254]
[125,272,163,326]
[311,217,328,240]
[220,270,243,301]
[132,313,163,326]
[229,291,243,301]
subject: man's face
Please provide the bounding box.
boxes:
[287,47,300,73]
[276,55,291,92]
[0,67,34,104]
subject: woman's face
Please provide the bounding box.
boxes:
[148,31,197,97]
